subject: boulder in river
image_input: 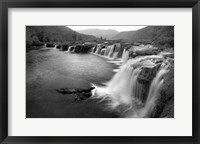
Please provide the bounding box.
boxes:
[62,44,69,51]
[56,87,95,101]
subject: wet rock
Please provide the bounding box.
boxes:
[151,59,174,118]
[74,45,93,53]
[129,45,159,58]
[100,49,106,55]
[56,87,95,101]
[62,44,69,51]
[135,80,150,103]
[56,45,62,49]
[113,43,121,52]
[75,92,93,101]
[138,63,161,82]
[136,63,161,103]
[56,88,76,94]
[46,42,55,47]
[159,97,174,118]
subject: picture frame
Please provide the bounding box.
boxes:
[0,0,199,143]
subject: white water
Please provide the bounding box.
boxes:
[68,46,74,52]
[122,50,129,65]
[121,49,126,61]
[108,45,115,58]
[54,45,58,49]
[112,52,119,60]
[91,56,168,118]
[105,46,111,56]
[91,47,95,53]
[95,46,101,54]
[130,65,168,118]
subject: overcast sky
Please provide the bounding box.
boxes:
[67,26,146,32]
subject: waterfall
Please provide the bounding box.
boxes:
[108,45,114,58]
[68,46,73,52]
[100,49,106,55]
[91,47,94,53]
[121,49,126,61]
[112,52,119,60]
[92,64,141,109]
[54,45,57,49]
[93,47,96,53]
[139,65,168,117]
[91,56,168,118]
[122,51,129,65]
[104,46,111,56]
[95,46,101,54]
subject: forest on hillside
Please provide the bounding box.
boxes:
[112,26,174,48]
[26,26,96,49]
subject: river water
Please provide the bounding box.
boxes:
[26,48,119,118]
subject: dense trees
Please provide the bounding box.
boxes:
[112,26,174,48]
[26,26,96,50]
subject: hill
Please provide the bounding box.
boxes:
[26,26,96,48]
[112,26,174,47]
[78,29,119,40]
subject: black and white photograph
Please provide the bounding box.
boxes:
[26,25,174,118]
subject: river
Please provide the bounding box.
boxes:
[26,48,119,118]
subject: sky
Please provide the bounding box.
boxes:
[67,26,146,32]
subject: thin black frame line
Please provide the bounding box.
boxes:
[0,0,199,143]
[1,1,198,8]
[192,1,199,141]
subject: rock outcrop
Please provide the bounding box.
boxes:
[151,58,174,118]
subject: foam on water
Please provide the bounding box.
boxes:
[91,55,169,118]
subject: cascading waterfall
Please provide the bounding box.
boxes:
[100,49,106,55]
[95,46,101,54]
[121,49,126,61]
[68,46,73,52]
[91,47,95,53]
[112,52,119,60]
[104,46,110,56]
[108,45,114,58]
[122,50,129,65]
[91,56,169,118]
[130,65,168,118]
[91,64,141,109]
